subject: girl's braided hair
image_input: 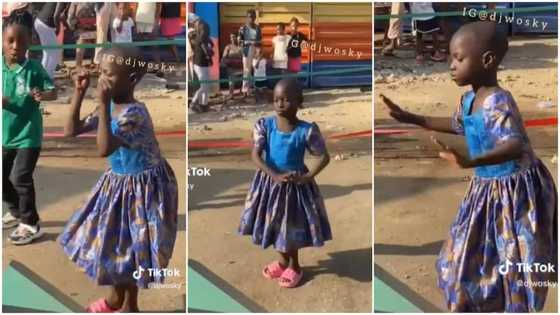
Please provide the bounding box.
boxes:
[3,10,33,36]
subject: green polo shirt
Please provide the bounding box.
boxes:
[2,58,54,148]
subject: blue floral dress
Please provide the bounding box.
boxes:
[58,102,178,288]
[436,89,557,312]
[239,116,332,253]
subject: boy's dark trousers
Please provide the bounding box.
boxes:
[2,148,41,226]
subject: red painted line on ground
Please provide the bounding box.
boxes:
[330,130,372,139]
[44,130,186,138]
[373,129,410,135]
[525,117,557,127]
[189,140,252,149]
[42,117,557,149]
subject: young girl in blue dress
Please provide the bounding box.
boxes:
[239,79,332,288]
[59,46,178,312]
[382,21,557,312]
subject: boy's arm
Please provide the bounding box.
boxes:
[33,60,58,101]
[40,89,57,101]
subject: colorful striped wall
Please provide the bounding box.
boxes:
[310,3,372,87]
[219,3,313,86]
[218,2,372,88]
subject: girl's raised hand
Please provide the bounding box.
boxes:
[432,136,471,168]
[73,69,90,93]
[380,94,421,125]
[96,77,113,107]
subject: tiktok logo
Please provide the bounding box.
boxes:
[499,259,513,275]
[132,266,145,280]
[498,259,555,275]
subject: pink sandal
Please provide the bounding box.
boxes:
[430,51,447,62]
[278,268,304,288]
[262,261,287,279]
[86,299,119,313]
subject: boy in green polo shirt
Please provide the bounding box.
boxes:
[2,11,57,245]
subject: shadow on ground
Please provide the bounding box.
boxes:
[303,247,372,285]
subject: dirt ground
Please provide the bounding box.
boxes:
[3,68,187,312]
[374,36,558,312]
[189,88,372,141]
[188,88,373,312]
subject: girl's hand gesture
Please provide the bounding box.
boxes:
[73,69,90,94]
[432,136,472,168]
[96,77,113,108]
[380,94,422,125]
[291,173,313,185]
[272,172,293,184]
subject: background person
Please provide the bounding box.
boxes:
[111,3,135,44]
[33,3,65,79]
[67,3,97,69]
[238,9,261,98]
[159,2,182,63]
[94,3,115,65]
[221,33,243,100]
[382,2,404,56]
[287,17,307,73]
[190,21,214,113]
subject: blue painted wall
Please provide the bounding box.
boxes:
[194,3,219,38]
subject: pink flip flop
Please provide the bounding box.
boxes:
[278,268,304,288]
[86,298,119,313]
[262,261,287,279]
[430,52,447,62]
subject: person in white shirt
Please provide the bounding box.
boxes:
[252,46,268,104]
[111,3,134,43]
[271,22,290,72]
[408,2,446,64]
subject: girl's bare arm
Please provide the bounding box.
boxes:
[381,94,458,134]
[65,70,92,137]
